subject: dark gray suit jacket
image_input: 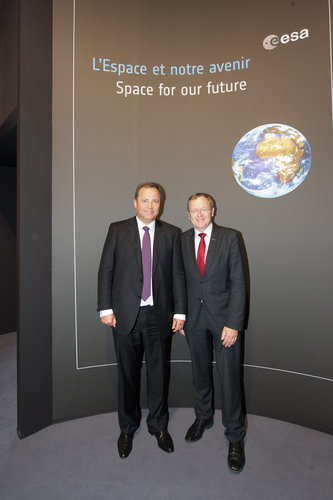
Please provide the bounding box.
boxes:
[181,223,247,333]
[98,217,187,336]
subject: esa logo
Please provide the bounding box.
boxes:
[263,29,309,50]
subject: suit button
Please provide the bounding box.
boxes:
[200,299,203,304]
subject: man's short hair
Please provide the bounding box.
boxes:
[187,193,215,211]
[134,182,163,200]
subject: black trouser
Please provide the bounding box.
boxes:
[186,307,245,443]
[113,306,171,435]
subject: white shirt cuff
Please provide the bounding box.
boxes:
[100,310,185,321]
[173,314,186,321]
[100,309,113,317]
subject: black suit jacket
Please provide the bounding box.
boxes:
[98,217,187,336]
[181,223,247,333]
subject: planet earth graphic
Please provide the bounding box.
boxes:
[231,124,311,198]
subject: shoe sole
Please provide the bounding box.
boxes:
[228,462,245,474]
[185,421,214,442]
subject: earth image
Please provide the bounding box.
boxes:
[231,124,311,198]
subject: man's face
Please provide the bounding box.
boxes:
[134,187,161,224]
[188,196,214,232]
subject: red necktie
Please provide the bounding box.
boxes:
[197,233,206,277]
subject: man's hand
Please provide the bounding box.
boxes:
[179,328,185,336]
[172,318,185,332]
[100,313,117,327]
[221,326,238,347]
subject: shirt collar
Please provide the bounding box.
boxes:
[194,222,213,238]
[136,216,156,231]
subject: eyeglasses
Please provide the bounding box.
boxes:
[189,208,212,215]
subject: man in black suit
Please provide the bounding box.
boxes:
[98,182,186,459]
[180,192,247,473]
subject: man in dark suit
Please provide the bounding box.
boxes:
[180,192,247,473]
[98,182,186,459]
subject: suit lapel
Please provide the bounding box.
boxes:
[128,217,142,271]
[203,224,219,276]
[152,220,163,275]
[184,229,199,275]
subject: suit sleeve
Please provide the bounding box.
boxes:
[226,232,247,331]
[172,230,187,315]
[97,224,115,311]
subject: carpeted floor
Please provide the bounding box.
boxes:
[1,332,333,499]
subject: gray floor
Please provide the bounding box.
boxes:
[1,332,333,500]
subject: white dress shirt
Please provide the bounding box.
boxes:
[194,222,213,260]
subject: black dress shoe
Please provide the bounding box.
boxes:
[228,440,245,473]
[185,417,214,442]
[151,430,174,453]
[117,433,134,459]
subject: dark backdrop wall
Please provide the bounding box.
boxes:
[0,164,16,334]
[18,0,52,437]
[0,0,18,335]
[51,0,333,432]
